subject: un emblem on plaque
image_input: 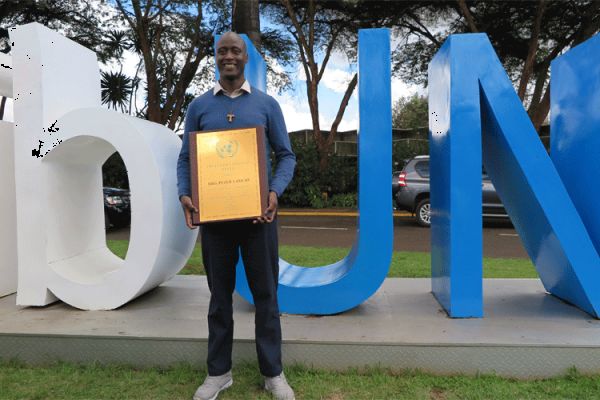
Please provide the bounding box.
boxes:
[216,139,239,158]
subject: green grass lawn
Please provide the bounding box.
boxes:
[107,240,538,278]
[2,362,600,400]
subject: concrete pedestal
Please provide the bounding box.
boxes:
[1,277,599,378]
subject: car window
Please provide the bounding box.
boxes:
[414,161,430,178]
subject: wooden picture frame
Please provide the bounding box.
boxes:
[189,126,268,224]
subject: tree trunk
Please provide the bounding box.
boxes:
[133,9,161,123]
[233,0,261,50]
[318,146,330,172]
[457,0,478,32]
[328,73,358,150]
[115,0,206,127]
[529,1,600,131]
[517,0,545,100]
[280,0,352,173]
[531,85,550,130]
[307,78,322,159]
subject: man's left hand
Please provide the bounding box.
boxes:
[254,191,278,224]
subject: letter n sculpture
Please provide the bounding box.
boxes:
[429,33,600,318]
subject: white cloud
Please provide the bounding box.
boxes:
[328,50,351,68]
[292,62,355,90]
[391,76,424,103]
[272,91,360,132]
[294,63,307,82]
[103,49,140,78]
[322,67,354,93]
[273,93,313,131]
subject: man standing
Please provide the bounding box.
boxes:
[176,32,296,400]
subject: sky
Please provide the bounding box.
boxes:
[2,4,424,132]
[268,49,422,133]
[1,50,421,132]
[258,12,423,132]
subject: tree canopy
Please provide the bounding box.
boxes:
[393,0,600,130]
[392,95,428,130]
[112,0,230,129]
[4,0,598,134]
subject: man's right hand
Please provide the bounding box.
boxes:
[180,195,198,229]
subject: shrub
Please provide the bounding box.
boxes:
[393,139,428,170]
[279,136,358,208]
[330,193,358,208]
[279,135,429,208]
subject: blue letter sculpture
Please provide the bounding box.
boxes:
[226,29,393,315]
[429,33,600,318]
[550,34,600,262]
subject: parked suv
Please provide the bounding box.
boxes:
[394,156,507,227]
[104,187,131,230]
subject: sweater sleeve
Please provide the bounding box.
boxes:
[176,100,198,199]
[266,98,296,197]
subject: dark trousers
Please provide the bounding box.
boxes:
[200,219,282,377]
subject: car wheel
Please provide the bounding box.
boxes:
[415,198,431,227]
[105,213,111,231]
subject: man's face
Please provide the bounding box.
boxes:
[216,34,248,81]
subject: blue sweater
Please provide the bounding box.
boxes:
[177,87,296,199]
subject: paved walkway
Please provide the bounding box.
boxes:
[1,276,599,377]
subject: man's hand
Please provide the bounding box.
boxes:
[180,195,198,229]
[254,191,278,224]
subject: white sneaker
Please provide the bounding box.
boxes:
[264,372,295,400]
[193,370,233,400]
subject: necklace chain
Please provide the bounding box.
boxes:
[222,95,235,123]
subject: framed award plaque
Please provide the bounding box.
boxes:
[189,126,268,224]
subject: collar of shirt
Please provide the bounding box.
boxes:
[213,80,251,99]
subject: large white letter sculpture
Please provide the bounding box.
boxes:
[0,51,16,297]
[8,23,197,310]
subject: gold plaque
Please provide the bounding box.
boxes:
[190,126,268,224]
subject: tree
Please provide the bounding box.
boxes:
[262,0,359,171]
[391,94,429,168]
[113,0,228,130]
[459,0,600,130]
[101,70,135,113]
[232,0,261,49]
[0,0,117,120]
[0,0,114,52]
[392,94,428,129]
[261,1,450,170]
[394,0,600,131]
[232,0,295,94]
